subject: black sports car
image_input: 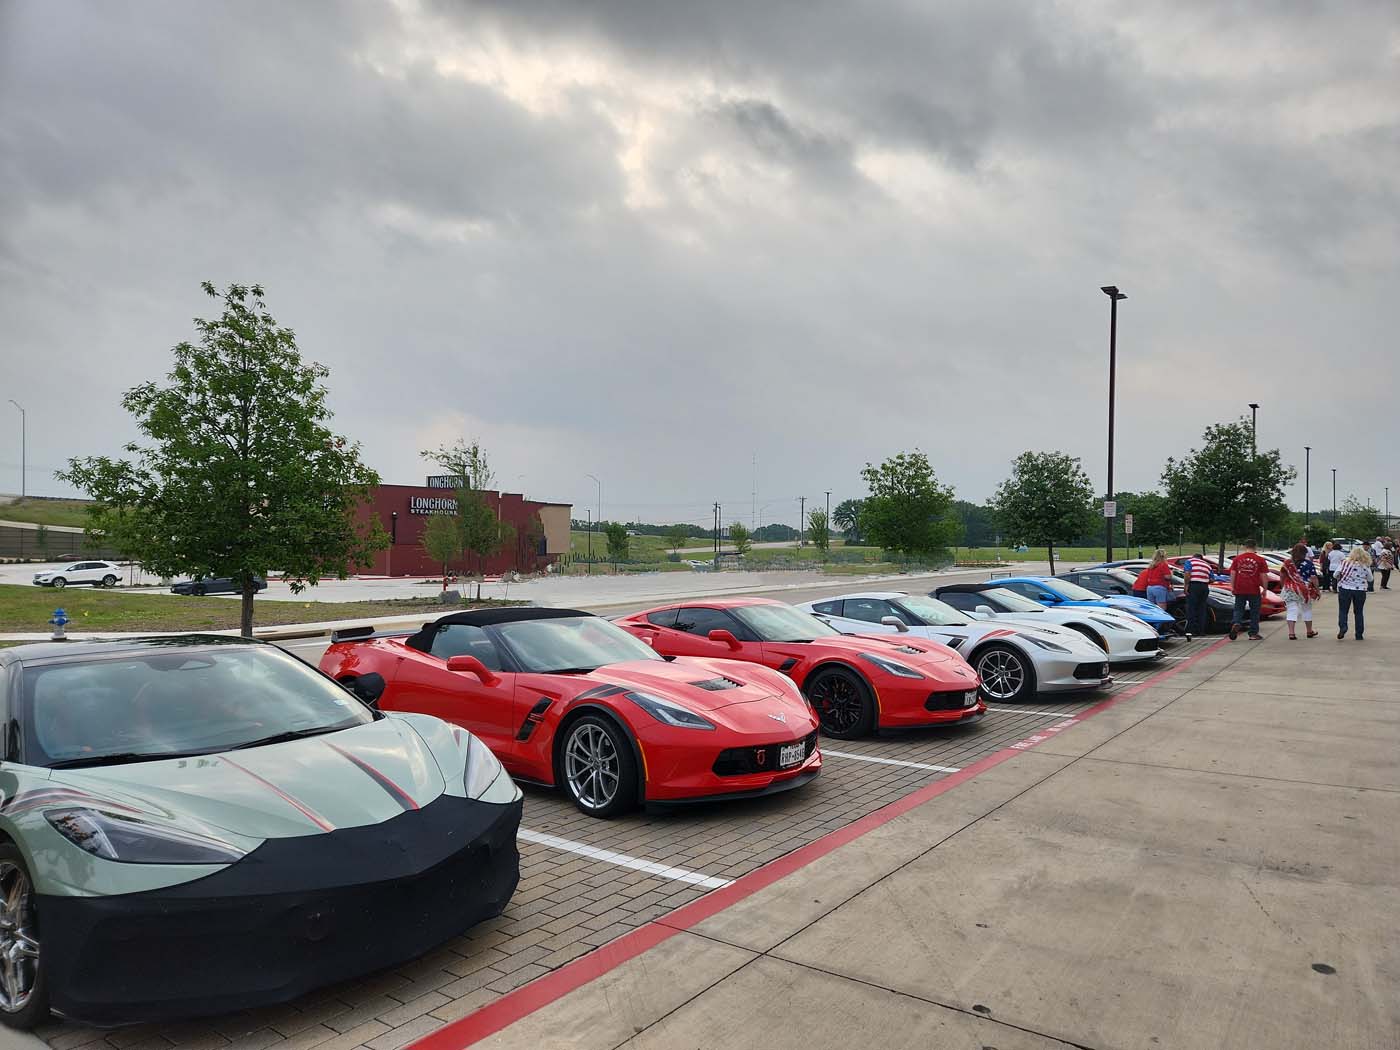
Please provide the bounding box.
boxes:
[169,575,268,596]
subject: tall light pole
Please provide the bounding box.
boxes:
[1332,468,1337,528]
[1304,446,1311,521]
[1248,403,1259,454]
[1100,285,1126,563]
[584,472,601,558]
[798,496,806,547]
[6,400,24,499]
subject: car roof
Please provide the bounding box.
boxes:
[816,591,907,601]
[0,634,264,667]
[403,606,594,652]
[934,583,998,593]
[650,596,783,610]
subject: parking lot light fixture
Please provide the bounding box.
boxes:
[6,398,24,499]
[1100,285,1126,563]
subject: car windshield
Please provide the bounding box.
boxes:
[1044,580,1103,602]
[732,604,839,642]
[892,595,969,626]
[979,588,1046,613]
[1106,569,1139,586]
[20,645,375,768]
[494,615,661,672]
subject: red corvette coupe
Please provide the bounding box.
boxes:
[615,598,985,739]
[319,608,820,817]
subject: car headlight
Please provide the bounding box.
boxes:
[463,732,520,802]
[1023,635,1071,653]
[47,808,245,865]
[1089,616,1130,632]
[858,652,925,679]
[626,690,716,730]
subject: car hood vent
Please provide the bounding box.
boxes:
[690,676,743,691]
[893,645,926,655]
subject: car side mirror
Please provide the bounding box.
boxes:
[707,629,742,650]
[446,655,501,685]
[1037,593,1057,603]
[974,605,996,618]
[880,615,910,633]
[343,672,386,707]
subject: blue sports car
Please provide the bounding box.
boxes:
[990,577,1177,636]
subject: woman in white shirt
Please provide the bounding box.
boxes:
[1335,546,1374,640]
[1326,543,1347,591]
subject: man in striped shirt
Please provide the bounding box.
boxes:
[1181,553,1226,639]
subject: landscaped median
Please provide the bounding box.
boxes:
[0,583,514,636]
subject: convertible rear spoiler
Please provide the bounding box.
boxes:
[328,625,417,645]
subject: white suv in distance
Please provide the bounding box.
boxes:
[32,560,123,588]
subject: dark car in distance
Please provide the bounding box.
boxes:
[170,576,268,596]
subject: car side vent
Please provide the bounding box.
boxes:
[893,645,926,655]
[690,676,743,691]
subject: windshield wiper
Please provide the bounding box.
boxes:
[229,725,347,750]
[47,750,210,769]
[541,666,597,675]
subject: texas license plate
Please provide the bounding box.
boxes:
[779,742,806,768]
[963,690,979,707]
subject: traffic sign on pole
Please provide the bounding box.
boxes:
[1124,513,1134,535]
[1103,500,1117,519]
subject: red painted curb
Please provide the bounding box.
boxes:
[410,638,1230,1050]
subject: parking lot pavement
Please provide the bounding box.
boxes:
[35,624,1217,1050]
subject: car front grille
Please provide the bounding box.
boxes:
[1073,661,1109,679]
[1134,638,1160,652]
[925,689,979,712]
[712,731,817,776]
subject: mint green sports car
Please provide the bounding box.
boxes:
[0,636,522,1029]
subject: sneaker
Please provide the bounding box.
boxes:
[1184,632,1193,641]
[1248,634,1262,641]
[1229,624,1239,640]
[1338,629,1346,639]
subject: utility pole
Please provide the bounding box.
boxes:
[1332,468,1337,528]
[586,508,592,575]
[1100,286,1126,564]
[798,496,806,547]
[6,400,23,499]
[752,453,757,532]
[1304,446,1311,521]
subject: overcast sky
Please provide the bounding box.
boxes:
[3,0,1397,527]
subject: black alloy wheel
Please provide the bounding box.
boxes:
[974,644,1036,703]
[805,666,875,739]
[191,583,206,596]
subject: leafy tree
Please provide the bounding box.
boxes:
[604,521,629,566]
[666,523,690,554]
[420,513,463,592]
[832,498,866,544]
[807,508,831,556]
[459,488,513,594]
[420,439,495,490]
[34,524,49,558]
[993,451,1096,575]
[754,523,798,542]
[1303,520,1332,547]
[1336,497,1384,540]
[1113,491,1177,550]
[728,521,752,556]
[59,282,385,636]
[1161,419,1296,563]
[950,500,997,547]
[859,450,958,559]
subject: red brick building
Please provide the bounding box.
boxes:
[354,481,572,577]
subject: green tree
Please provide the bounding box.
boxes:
[1114,491,1177,550]
[1303,520,1332,547]
[59,282,385,636]
[420,439,495,490]
[859,450,958,560]
[728,520,752,556]
[807,508,831,556]
[832,498,866,545]
[1161,419,1296,563]
[950,499,997,547]
[419,513,463,592]
[459,488,513,595]
[33,524,49,559]
[993,451,1095,575]
[1336,497,1384,540]
[666,523,690,554]
[604,521,629,566]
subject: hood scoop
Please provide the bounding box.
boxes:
[892,645,927,655]
[690,676,744,691]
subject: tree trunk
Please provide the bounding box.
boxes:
[1217,540,1226,566]
[1047,545,1056,576]
[240,578,256,638]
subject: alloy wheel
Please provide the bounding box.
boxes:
[564,723,620,811]
[809,672,863,734]
[0,862,39,1014]
[977,649,1025,700]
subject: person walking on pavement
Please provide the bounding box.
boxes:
[1279,542,1319,640]
[1380,540,1395,591]
[1336,544,1374,640]
[1367,537,1384,591]
[1139,549,1175,611]
[1229,539,1270,641]
[1181,551,1225,640]
[1325,541,1346,592]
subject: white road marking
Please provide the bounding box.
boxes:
[822,749,961,774]
[986,706,1083,719]
[517,828,732,889]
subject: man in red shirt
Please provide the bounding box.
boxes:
[1229,539,1270,641]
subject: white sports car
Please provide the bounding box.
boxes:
[933,584,1164,665]
[798,592,1111,703]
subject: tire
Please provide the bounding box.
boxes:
[101,575,118,588]
[973,643,1036,703]
[558,715,638,818]
[50,578,65,590]
[0,843,49,1029]
[1067,624,1107,653]
[191,584,207,596]
[805,665,876,739]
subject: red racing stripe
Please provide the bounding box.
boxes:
[220,756,336,832]
[325,741,420,811]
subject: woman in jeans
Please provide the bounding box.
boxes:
[1378,541,1395,591]
[1138,549,1175,609]
[1335,545,1374,640]
[1278,543,1318,639]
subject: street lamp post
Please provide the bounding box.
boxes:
[1304,446,1310,521]
[1100,285,1126,564]
[1248,403,1259,454]
[6,400,24,499]
[584,473,601,572]
[585,509,592,575]
[1332,468,1337,528]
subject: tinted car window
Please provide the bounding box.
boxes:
[844,598,895,623]
[674,607,742,637]
[646,609,679,628]
[1000,581,1042,600]
[938,591,980,612]
[429,624,504,670]
[811,600,841,615]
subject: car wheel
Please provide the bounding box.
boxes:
[805,665,875,739]
[50,578,65,590]
[1067,624,1107,652]
[0,844,49,1029]
[191,584,206,596]
[559,715,637,818]
[100,575,118,588]
[974,644,1036,703]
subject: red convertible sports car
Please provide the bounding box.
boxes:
[614,598,985,739]
[319,608,820,817]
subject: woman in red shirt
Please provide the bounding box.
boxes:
[1137,550,1175,609]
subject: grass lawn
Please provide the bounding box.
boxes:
[956,545,1112,564]
[0,498,94,529]
[0,584,508,634]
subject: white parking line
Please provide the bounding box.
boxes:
[517,828,732,889]
[986,706,1083,719]
[822,750,961,774]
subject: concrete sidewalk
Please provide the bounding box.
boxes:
[460,592,1400,1050]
